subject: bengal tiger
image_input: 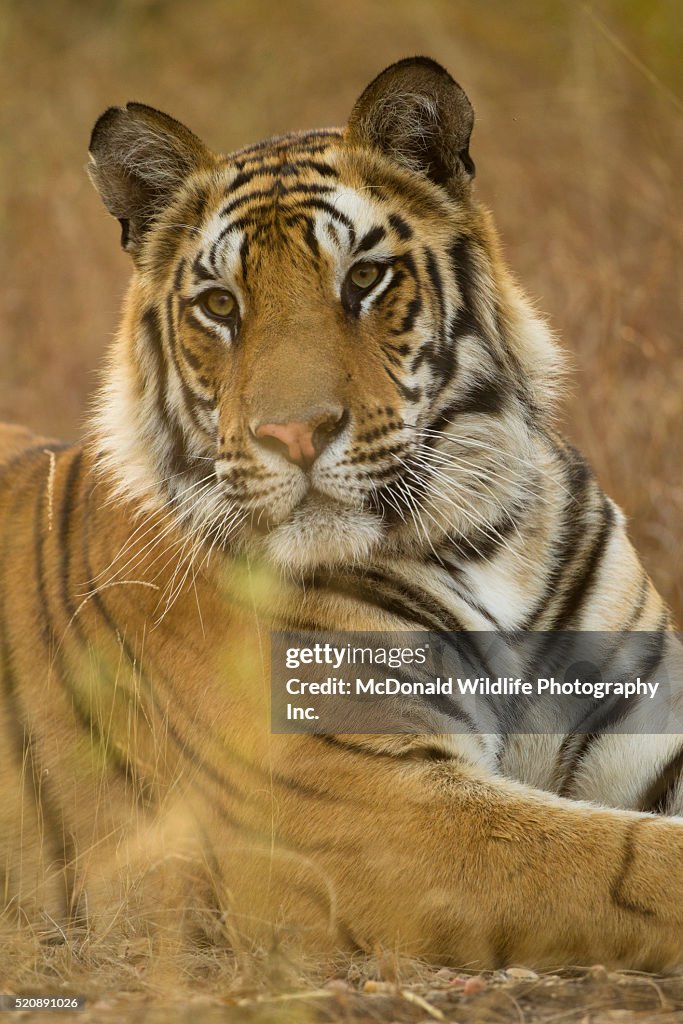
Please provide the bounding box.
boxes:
[1,57,683,971]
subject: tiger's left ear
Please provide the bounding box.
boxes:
[347,57,475,187]
[88,102,213,255]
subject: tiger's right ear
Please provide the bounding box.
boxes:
[88,103,212,255]
[347,57,475,189]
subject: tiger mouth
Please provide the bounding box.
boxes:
[242,490,386,572]
[247,491,358,537]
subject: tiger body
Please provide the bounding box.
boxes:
[1,58,683,968]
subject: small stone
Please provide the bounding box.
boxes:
[447,975,470,988]
[363,979,394,994]
[463,975,486,995]
[324,980,351,993]
[506,967,539,980]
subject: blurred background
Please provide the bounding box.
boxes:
[0,0,681,617]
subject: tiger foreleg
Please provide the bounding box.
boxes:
[230,745,683,969]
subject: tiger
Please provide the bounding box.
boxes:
[1,56,683,971]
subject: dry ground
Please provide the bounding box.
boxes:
[1,0,682,1020]
[4,955,683,1023]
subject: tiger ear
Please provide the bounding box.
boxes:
[347,57,475,187]
[88,103,212,255]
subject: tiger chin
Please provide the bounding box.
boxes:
[256,499,384,574]
[2,57,683,972]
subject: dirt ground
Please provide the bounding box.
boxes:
[1,1,682,1020]
[5,958,683,1023]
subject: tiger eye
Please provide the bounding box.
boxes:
[199,289,236,320]
[348,263,382,290]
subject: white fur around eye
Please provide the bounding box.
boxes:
[357,264,394,313]
[186,306,237,344]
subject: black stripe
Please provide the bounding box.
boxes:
[624,573,650,629]
[228,169,257,192]
[315,735,461,762]
[191,254,214,282]
[447,235,491,359]
[374,266,406,305]
[429,376,506,426]
[392,294,422,336]
[165,294,214,434]
[354,225,385,255]
[303,217,320,259]
[384,364,422,402]
[1,638,78,922]
[303,569,445,631]
[314,566,468,634]
[447,301,481,345]
[325,221,341,248]
[190,186,207,224]
[57,450,84,619]
[140,307,190,485]
[549,498,615,628]
[423,247,447,358]
[227,162,338,195]
[424,248,446,321]
[172,257,186,291]
[449,236,479,323]
[424,343,459,393]
[610,823,655,917]
[557,634,669,798]
[180,340,201,371]
[39,455,151,800]
[522,447,594,628]
[213,200,335,258]
[639,744,683,814]
[79,488,276,818]
[446,507,520,563]
[268,769,347,802]
[0,460,79,922]
[219,182,335,221]
[239,235,250,284]
[388,213,413,240]
[558,733,599,797]
[303,160,339,178]
[283,197,355,241]
[433,561,506,630]
[574,629,667,736]
[371,172,447,217]
[232,128,342,159]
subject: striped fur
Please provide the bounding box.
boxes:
[1,58,683,968]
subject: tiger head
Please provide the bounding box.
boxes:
[88,58,561,574]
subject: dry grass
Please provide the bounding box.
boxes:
[5,936,683,1023]
[1,0,682,1019]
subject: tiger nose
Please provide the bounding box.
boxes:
[253,409,348,470]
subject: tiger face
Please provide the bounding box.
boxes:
[89,58,561,573]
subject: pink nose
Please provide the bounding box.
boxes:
[253,410,347,469]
